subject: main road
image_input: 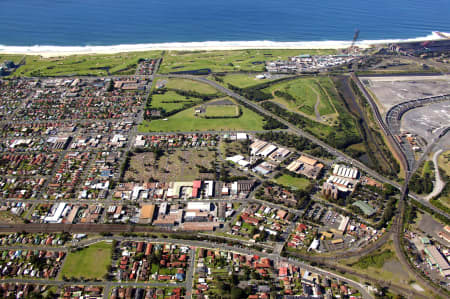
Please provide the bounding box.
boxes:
[157,74,400,187]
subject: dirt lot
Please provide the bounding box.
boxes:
[401,101,450,142]
[0,211,24,224]
[125,149,217,182]
[361,75,450,114]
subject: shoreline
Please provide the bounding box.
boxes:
[0,32,448,57]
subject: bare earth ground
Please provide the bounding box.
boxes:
[361,75,450,114]
[125,150,216,183]
[401,101,450,142]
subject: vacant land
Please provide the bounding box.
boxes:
[8,51,161,77]
[159,49,336,73]
[263,77,337,123]
[125,150,216,182]
[60,241,112,280]
[139,102,265,132]
[0,211,24,224]
[341,241,416,286]
[274,174,311,190]
[163,78,218,95]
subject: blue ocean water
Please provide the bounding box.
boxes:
[0,0,449,46]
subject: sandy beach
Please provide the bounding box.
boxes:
[0,32,448,57]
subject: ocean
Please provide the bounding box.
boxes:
[0,0,449,47]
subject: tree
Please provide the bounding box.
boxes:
[231,287,247,299]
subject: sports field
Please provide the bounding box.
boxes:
[205,105,238,117]
[60,241,112,280]
[274,174,311,190]
[139,103,264,132]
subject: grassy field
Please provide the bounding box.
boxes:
[205,105,238,117]
[0,54,26,65]
[340,241,416,286]
[159,49,336,73]
[263,77,337,121]
[163,78,218,94]
[213,73,282,89]
[149,78,221,114]
[60,241,112,280]
[434,151,450,208]
[125,150,216,182]
[274,174,312,190]
[139,102,265,132]
[150,91,203,114]
[438,151,450,176]
[7,51,161,77]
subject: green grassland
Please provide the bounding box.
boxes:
[213,73,282,89]
[0,54,26,65]
[139,101,264,132]
[60,241,112,280]
[149,78,222,115]
[205,105,238,117]
[340,241,417,286]
[263,77,337,120]
[151,90,203,114]
[261,77,362,151]
[273,174,312,190]
[159,49,336,73]
[431,150,450,210]
[438,150,450,177]
[7,51,162,77]
[163,78,218,94]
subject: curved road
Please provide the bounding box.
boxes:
[425,149,446,201]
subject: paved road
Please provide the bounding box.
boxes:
[185,246,196,299]
[157,74,403,188]
[0,236,374,298]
